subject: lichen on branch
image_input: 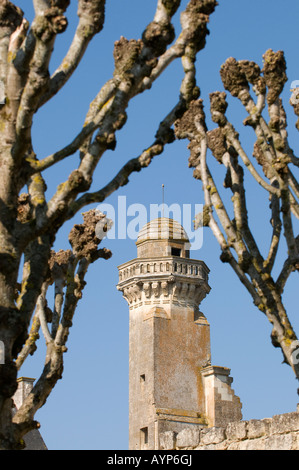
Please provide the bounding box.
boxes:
[174,48,299,385]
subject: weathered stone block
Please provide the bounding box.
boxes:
[247,418,272,439]
[238,437,266,451]
[200,426,225,445]
[196,441,228,450]
[159,431,176,450]
[226,441,242,450]
[176,427,200,448]
[294,431,299,450]
[264,433,294,450]
[226,420,247,441]
[271,412,299,435]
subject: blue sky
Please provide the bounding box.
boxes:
[13,0,299,449]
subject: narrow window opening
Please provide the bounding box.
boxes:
[171,247,181,257]
[140,374,145,394]
[140,427,148,447]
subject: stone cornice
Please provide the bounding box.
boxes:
[117,259,211,310]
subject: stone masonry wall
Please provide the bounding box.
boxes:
[159,411,299,450]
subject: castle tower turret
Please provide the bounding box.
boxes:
[117,218,242,450]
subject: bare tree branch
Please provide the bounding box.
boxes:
[0,0,219,449]
[37,282,52,345]
[15,309,40,371]
[38,0,105,108]
[174,49,299,384]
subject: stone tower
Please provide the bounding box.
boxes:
[117,218,242,450]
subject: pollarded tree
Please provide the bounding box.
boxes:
[175,49,299,387]
[0,0,218,449]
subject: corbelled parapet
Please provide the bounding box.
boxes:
[117,256,211,312]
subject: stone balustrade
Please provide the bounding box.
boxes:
[118,257,209,283]
[117,257,211,310]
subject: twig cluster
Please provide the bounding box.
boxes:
[0,0,218,448]
[175,49,299,383]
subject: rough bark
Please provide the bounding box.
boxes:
[0,0,218,449]
[175,49,299,386]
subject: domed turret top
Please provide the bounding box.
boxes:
[137,218,189,243]
[136,218,190,259]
